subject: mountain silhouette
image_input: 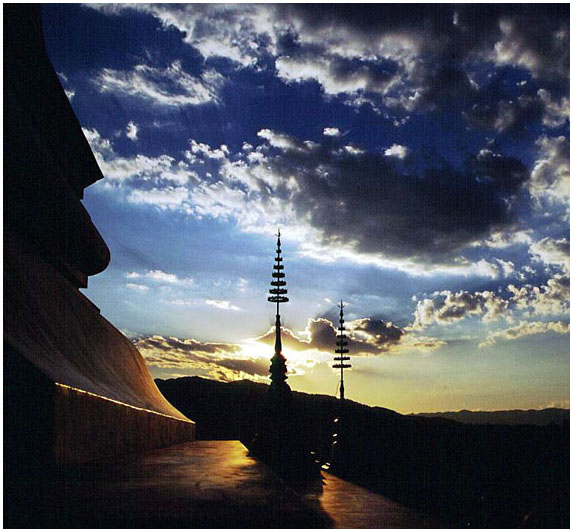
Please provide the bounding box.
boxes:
[156,376,569,528]
[411,408,570,426]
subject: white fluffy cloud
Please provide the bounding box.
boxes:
[323,127,341,137]
[529,135,570,205]
[204,299,241,311]
[529,237,570,274]
[414,265,570,331]
[537,89,570,128]
[126,121,138,141]
[479,320,569,347]
[94,61,224,106]
[126,270,193,286]
[276,54,400,99]
[412,289,509,329]
[508,274,570,317]
[83,128,196,187]
[384,144,410,159]
[126,283,149,292]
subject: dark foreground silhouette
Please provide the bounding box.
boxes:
[156,376,570,528]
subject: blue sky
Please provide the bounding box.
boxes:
[42,4,569,412]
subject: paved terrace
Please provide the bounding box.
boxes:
[5,441,439,528]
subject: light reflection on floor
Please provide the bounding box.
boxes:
[6,441,442,528]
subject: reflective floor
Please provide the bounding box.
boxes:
[5,441,438,528]
[300,471,442,528]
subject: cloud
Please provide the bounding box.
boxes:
[57,71,76,100]
[494,258,515,278]
[257,128,309,152]
[477,229,533,249]
[384,144,409,159]
[412,290,509,329]
[94,61,224,106]
[275,54,400,101]
[249,131,527,261]
[470,149,529,195]
[126,121,138,141]
[204,299,241,311]
[253,316,441,355]
[128,187,190,209]
[464,90,569,136]
[88,4,275,68]
[479,320,570,347]
[508,274,570,317]
[134,334,269,382]
[490,13,569,81]
[537,89,570,128]
[126,283,149,292]
[323,127,341,137]
[529,237,570,274]
[415,264,571,330]
[137,335,241,355]
[528,135,570,206]
[86,126,533,269]
[82,127,196,187]
[126,269,193,286]
[87,3,569,117]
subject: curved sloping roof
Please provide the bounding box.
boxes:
[5,231,190,421]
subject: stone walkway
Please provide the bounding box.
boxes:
[5,440,440,528]
[300,471,442,528]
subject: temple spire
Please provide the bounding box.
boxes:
[333,301,351,400]
[267,230,290,395]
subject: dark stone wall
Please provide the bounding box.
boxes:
[53,385,195,466]
[4,344,54,477]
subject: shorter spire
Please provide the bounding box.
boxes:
[333,300,351,400]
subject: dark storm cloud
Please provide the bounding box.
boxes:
[468,149,529,195]
[87,4,569,118]
[280,4,569,80]
[464,87,568,136]
[276,3,569,112]
[256,132,528,260]
[351,318,404,347]
[255,317,405,355]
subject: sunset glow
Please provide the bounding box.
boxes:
[42,4,570,413]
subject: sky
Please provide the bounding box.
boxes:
[42,3,570,413]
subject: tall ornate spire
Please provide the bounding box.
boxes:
[267,230,290,394]
[333,301,351,400]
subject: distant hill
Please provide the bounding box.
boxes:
[411,408,570,426]
[156,376,569,528]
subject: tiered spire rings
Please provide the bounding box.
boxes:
[268,230,290,394]
[333,301,351,400]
